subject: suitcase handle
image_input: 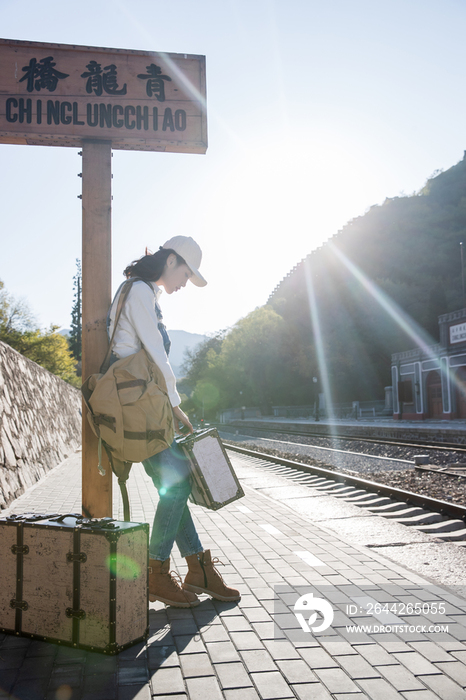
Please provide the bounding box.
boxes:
[52,514,120,529]
[5,513,120,529]
[79,517,120,530]
[6,513,61,522]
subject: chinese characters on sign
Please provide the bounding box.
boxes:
[22,56,171,101]
[19,56,69,92]
[0,40,207,153]
[8,56,187,133]
[81,62,127,96]
[137,64,172,100]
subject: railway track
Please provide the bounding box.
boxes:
[218,422,466,479]
[224,442,466,542]
[219,422,466,453]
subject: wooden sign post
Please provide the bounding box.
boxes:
[0,38,207,518]
[81,140,112,517]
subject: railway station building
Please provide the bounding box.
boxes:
[391,307,466,420]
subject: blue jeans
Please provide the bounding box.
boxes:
[142,441,203,561]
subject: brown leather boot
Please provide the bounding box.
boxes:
[183,550,241,602]
[149,558,200,608]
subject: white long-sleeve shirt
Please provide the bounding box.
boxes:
[107,279,181,407]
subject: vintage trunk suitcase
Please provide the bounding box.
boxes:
[0,513,148,654]
[177,428,244,510]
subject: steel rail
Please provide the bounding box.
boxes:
[224,442,466,522]
[219,423,466,453]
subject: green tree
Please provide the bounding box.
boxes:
[0,280,36,332]
[180,332,226,421]
[182,306,316,418]
[181,331,226,386]
[2,326,80,386]
[69,259,82,364]
[0,279,80,387]
[218,306,292,413]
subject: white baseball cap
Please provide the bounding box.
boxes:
[162,235,207,287]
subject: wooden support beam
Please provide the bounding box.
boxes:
[81,140,113,518]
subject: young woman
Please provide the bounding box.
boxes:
[108,235,240,608]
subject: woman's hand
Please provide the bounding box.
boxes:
[172,405,194,434]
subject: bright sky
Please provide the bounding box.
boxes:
[1,0,466,335]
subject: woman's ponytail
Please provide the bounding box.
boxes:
[124,248,185,281]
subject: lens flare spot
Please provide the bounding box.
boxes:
[106,554,141,580]
[193,381,220,411]
[56,685,73,700]
[159,487,167,496]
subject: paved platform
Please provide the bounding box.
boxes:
[1,449,466,699]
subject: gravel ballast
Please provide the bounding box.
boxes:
[220,427,466,507]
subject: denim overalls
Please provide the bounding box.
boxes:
[142,291,203,561]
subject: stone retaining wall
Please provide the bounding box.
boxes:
[0,341,81,509]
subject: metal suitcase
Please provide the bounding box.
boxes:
[0,513,149,655]
[177,428,244,510]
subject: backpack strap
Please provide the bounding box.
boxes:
[101,278,158,374]
[118,477,131,523]
[100,279,135,374]
[103,447,133,522]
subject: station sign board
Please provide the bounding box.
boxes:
[0,38,207,153]
[450,321,466,345]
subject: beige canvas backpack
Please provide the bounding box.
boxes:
[81,279,175,520]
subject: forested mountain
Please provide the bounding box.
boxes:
[183,153,466,415]
[269,152,466,402]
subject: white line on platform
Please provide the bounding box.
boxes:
[259,523,284,536]
[294,550,326,567]
[236,505,253,513]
